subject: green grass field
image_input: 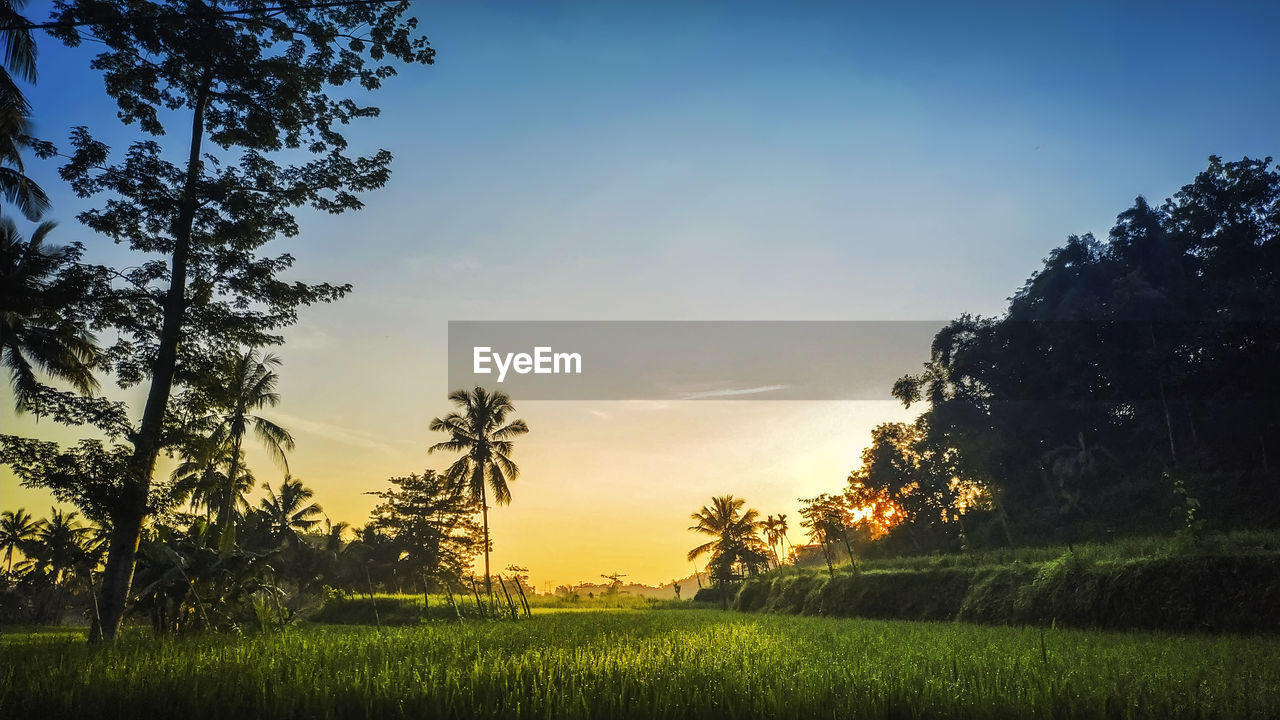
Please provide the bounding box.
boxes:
[3,609,1278,719]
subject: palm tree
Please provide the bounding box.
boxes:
[776,513,793,558]
[30,507,89,586]
[0,0,50,221]
[0,507,39,571]
[761,514,790,568]
[170,427,256,526]
[198,349,295,554]
[0,219,98,410]
[428,386,529,598]
[259,475,324,544]
[688,495,769,600]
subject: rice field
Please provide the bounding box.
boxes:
[2,609,1278,719]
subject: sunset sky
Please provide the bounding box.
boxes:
[4,1,1279,589]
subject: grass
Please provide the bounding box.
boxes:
[832,529,1280,574]
[3,610,1279,719]
[312,591,694,624]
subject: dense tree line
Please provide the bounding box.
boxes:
[805,157,1280,557]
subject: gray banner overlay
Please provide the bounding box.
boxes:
[447,321,946,400]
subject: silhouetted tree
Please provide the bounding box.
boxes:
[0,507,38,572]
[687,495,769,603]
[192,350,294,555]
[0,219,99,410]
[428,387,529,598]
[366,469,480,603]
[45,0,434,640]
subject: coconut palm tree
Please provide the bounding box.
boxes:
[0,0,50,221]
[259,475,324,544]
[169,427,256,527]
[761,514,790,568]
[29,507,89,585]
[0,507,39,571]
[197,349,295,554]
[688,495,769,596]
[428,386,529,598]
[776,513,793,557]
[0,219,98,410]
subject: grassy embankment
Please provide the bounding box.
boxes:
[739,530,1280,632]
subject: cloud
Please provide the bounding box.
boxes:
[678,385,789,400]
[270,412,403,455]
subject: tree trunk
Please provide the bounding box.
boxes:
[481,493,492,601]
[820,535,835,577]
[839,527,856,570]
[216,434,244,555]
[92,74,213,643]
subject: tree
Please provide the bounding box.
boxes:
[28,508,90,606]
[687,494,769,602]
[259,475,323,545]
[0,507,39,571]
[45,0,434,640]
[168,428,256,527]
[192,349,294,555]
[428,387,529,598]
[366,469,480,604]
[797,493,846,575]
[760,514,788,567]
[882,156,1280,549]
[0,218,99,410]
[0,0,50,220]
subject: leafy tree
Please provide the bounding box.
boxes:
[366,469,480,604]
[41,0,433,640]
[24,507,91,620]
[797,493,847,574]
[884,156,1280,548]
[428,387,529,598]
[0,437,134,526]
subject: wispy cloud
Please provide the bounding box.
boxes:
[679,384,789,400]
[270,412,402,455]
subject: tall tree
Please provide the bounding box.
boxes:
[47,0,433,640]
[428,387,529,598]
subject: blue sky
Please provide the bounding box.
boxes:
[7,1,1280,585]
